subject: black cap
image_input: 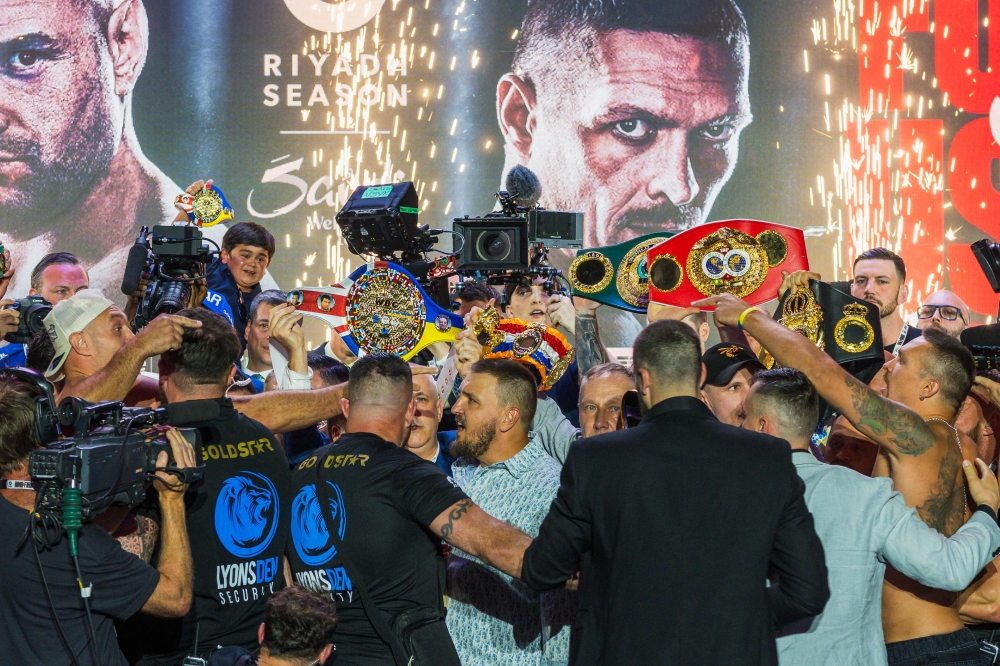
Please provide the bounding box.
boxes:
[702,343,765,387]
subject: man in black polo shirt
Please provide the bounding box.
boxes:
[126,309,293,665]
[287,353,533,666]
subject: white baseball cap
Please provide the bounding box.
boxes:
[43,289,116,381]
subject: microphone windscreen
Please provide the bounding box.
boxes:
[505,165,542,208]
[961,324,1000,348]
[165,400,221,426]
[120,242,149,296]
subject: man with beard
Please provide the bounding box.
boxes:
[917,291,971,341]
[498,0,752,344]
[703,292,982,666]
[0,1,267,303]
[285,353,533,666]
[447,358,573,665]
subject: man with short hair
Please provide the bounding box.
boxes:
[286,353,532,666]
[127,308,293,665]
[0,371,196,666]
[408,372,456,475]
[700,342,765,426]
[578,362,634,438]
[851,248,922,352]
[0,251,91,369]
[446,358,574,665]
[521,320,829,664]
[454,281,500,317]
[743,368,1000,666]
[499,0,752,346]
[207,222,278,350]
[254,586,339,666]
[917,290,971,341]
[705,292,981,665]
[242,290,311,392]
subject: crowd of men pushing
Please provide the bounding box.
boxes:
[2,217,1000,666]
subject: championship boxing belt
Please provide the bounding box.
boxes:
[568,232,675,312]
[473,306,575,390]
[646,220,808,309]
[174,183,235,228]
[760,280,885,422]
[289,262,463,361]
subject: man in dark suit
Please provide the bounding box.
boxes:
[519,320,830,665]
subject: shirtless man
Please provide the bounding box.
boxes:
[700,290,981,665]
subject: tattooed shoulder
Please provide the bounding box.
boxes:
[844,376,935,456]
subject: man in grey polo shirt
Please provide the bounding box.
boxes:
[742,368,1000,666]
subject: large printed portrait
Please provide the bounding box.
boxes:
[1,0,997,338]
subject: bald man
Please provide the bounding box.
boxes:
[917,290,971,340]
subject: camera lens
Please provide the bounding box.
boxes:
[24,302,53,336]
[156,280,191,316]
[477,231,512,262]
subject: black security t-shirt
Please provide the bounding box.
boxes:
[129,398,293,665]
[287,433,468,665]
[0,495,159,665]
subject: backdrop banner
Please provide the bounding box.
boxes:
[2,0,998,345]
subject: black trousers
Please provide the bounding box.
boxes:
[887,628,986,666]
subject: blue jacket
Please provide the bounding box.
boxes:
[205,257,261,350]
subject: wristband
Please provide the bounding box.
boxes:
[975,504,998,524]
[738,306,762,330]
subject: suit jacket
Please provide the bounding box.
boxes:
[521,396,829,666]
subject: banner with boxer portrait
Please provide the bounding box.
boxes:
[2,0,997,348]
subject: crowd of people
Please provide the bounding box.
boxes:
[2,212,1000,666]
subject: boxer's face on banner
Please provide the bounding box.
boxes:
[503,30,750,247]
[0,0,126,227]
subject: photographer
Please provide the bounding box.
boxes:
[0,372,195,665]
[0,251,91,370]
[127,308,293,665]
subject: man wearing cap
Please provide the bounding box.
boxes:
[43,289,202,404]
[700,342,765,426]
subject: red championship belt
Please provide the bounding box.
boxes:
[646,220,808,310]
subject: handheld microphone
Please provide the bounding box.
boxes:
[505,165,542,208]
[121,226,151,296]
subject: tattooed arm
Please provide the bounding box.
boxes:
[574,298,612,380]
[117,515,160,563]
[700,293,935,459]
[430,499,533,579]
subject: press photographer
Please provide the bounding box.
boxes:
[0,371,195,666]
[123,308,293,665]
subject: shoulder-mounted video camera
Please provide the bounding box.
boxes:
[120,225,219,331]
[0,369,208,522]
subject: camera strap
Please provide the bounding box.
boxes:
[1,479,34,490]
[891,323,909,357]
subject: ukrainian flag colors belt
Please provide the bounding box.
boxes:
[288,261,463,360]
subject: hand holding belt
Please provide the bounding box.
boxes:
[174,183,234,228]
[568,232,675,312]
[473,305,575,390]
[289,262,463,361]
[646,220,809,309]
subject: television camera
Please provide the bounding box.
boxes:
[120,225,219,331]
[1,368,207,554]
[333,166,583,308]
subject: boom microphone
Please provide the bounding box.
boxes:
[121,226,151,296]
[505,165,542,208]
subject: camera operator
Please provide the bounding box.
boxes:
[43,289,202,406]
[0,251,91,370]
[124,308,293,665]
[0,372,196,665]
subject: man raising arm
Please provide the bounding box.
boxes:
[702,291,979,664]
